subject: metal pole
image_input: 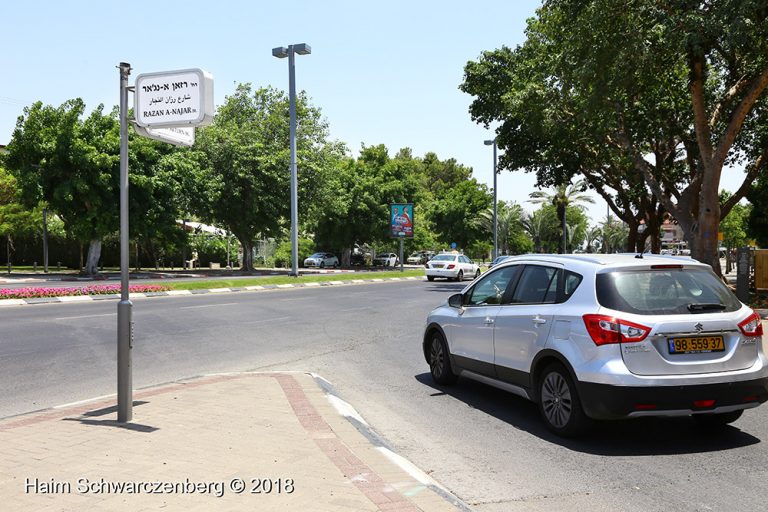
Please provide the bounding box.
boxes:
[399,237,404,272]
[42,208,49,273]
[117,62,133,423]
[492,141,498,261]
[288,46,299,277]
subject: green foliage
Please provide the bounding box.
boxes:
[273,237,315,269]
[187,84,346,270]
[461,0,768,271]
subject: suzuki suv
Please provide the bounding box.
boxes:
[423,254,768,436]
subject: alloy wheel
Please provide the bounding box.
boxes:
[540,371,573,429]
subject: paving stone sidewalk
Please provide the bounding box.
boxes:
[0,372,464,512]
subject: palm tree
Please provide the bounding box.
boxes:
[584,225,602,253]
[522,210,546,253]
[475,201,527,255]
[529,179,595,253]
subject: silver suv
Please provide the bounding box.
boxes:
[423,254,768,436]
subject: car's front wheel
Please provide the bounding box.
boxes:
[427,276,435,281]
[538,363,588,436]
[427,331,458,385]
[693,410,743,428]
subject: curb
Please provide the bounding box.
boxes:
[0,276,426,307]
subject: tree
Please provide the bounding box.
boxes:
[429,179,492,251]
[475,201,532,255]
[528,179,594,253]
[188,84,346,270]
[0,166,38,267]
[601,216,629,254]
[6,100,120,274]
[312,145,424,264]
[462,0,768,274]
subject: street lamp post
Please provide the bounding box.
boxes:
[484,139,498,261]
[272,43,311,277]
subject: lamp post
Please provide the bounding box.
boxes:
[272,43,311,277]
[484,139,498,261]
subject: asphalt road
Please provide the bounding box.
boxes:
[1,280,766,511]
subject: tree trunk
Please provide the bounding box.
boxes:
[691,197,722,276]
[239,237,254,271]
[341,247,351,267]
[558,205,566,254]
[85,239,101,276]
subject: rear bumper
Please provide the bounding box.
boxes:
[579,377,768,420]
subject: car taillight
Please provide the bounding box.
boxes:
[583,314,651,345]
[447,264,456,269]
[738,310,764,337]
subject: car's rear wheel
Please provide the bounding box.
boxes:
[456,270,464,282]
[693,410,743,428]
[538,363,588,436]
[475,269,481,279]
[428,331,458,385]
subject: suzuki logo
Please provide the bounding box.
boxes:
[694,322,704,333]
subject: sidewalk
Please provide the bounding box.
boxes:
[0,372,464,512]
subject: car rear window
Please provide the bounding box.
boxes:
[596,268,742,315]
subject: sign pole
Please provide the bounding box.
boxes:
[399,237,404,272]
[117,62,133,423]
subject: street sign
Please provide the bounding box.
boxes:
[134,68,214,128]
[134,125,195,147]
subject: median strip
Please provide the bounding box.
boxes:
[0,271,428,307]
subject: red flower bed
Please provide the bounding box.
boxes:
[0,284,170,300]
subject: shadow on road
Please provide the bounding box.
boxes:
[422,282,467,293]
[414,372,760,455]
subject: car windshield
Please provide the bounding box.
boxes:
[309,253,324,258]
[596,268,742,315]
[432,255,456,262]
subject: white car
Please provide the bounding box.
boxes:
[374,253,399,267]
[303,252,339,268]
[423,253,768,436]
[426,253,481,281]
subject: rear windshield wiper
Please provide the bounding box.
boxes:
[687,303,726,312]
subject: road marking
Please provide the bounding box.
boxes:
[242,316,290,325]
[340,306,372,312]
[180,303,239,309]
[54,313,116,320]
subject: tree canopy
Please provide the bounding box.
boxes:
[461,0,768,273]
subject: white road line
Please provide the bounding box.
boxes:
[339,306,372,312]
[242,316,291,325]
[180,303,239,310]
[54,313,116,320]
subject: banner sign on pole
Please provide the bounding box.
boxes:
[390,203,414,238]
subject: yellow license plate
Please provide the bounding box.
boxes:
[668,336,724,354]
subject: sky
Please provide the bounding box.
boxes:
[0,1,747,224]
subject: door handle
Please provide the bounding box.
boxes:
[532,316,547,325]
[484,317,494,325]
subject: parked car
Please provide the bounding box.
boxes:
[423,253,768,436]
[407,251,432,265]
[425,253,481,281]
[487,255,513,269]
[303,252,339,268]
[373,252,399,267]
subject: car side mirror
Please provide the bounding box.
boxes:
[448,293,464,308]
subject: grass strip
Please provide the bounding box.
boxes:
[163,270,426,291]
